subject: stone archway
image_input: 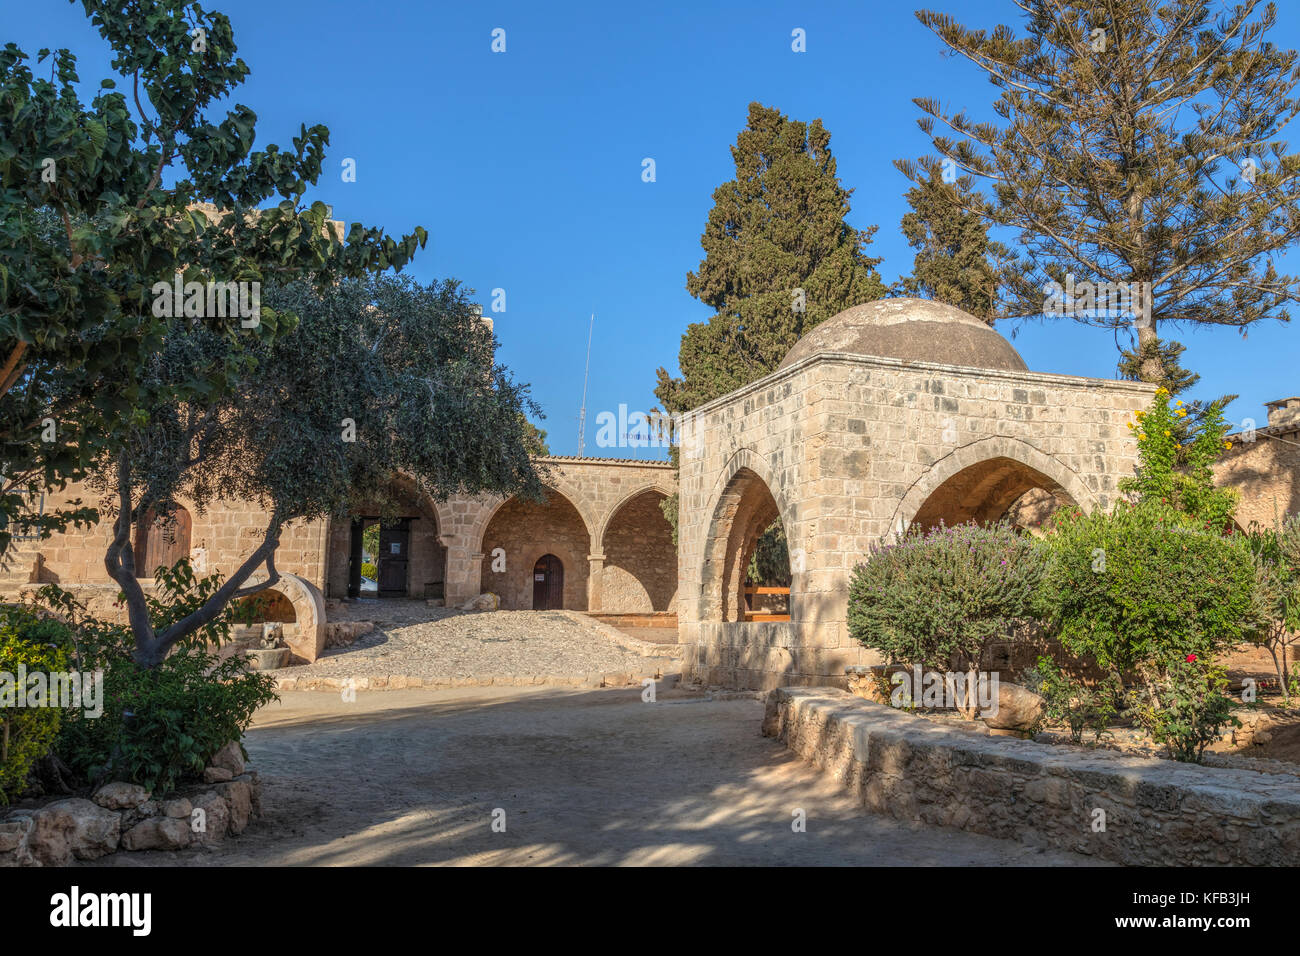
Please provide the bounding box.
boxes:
[698,453,794,623]
[890,438,1098,536]
[243,572,327,665]
[479,486,593,610]
[595,487,677,612]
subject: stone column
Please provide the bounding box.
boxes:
[442,541,483,608]
[586,552,606,612]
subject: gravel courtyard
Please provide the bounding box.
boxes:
[272,605,677,688]
[96,685,1104,866]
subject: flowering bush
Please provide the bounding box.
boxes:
[1120,387,1238,529]
[1129,656,1241,763]
[848,521,1044,673]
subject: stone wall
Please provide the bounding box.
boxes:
[764,687,1300,865]
[676,352,1155,690]
[5,480,329,592]
[439,457,676,611]
[1214,399,1300,530]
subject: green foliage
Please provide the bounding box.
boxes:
[848,521,1045,672]
[1119,389,1239,529]
[51,563,276,793]
[1036,501,1259,675]
[360,561,378,581]
[891,162,1016,320]
[746,520,790,587]
[0,608,70,803]
[654,102,886,415]
[521,418,549,456]
[1022,655,1119,744]
[908,1,1300,385]
[0,0,426,555]
[1242,515,1300,703]
[1129,656,1242,763]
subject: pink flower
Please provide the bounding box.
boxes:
[1186,653,1197,663]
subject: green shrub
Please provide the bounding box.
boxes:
[1241,516,1300,703]
[848,520,1045,673]
[1120,388,1238,530]
[360,561,378,581]
[1021,655,1120,744]
[50,564,277,794]
[1129,656,1242,763]
[1035,500,1259,676]
[0,607,72,803]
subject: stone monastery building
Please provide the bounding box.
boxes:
[5,298,1297,690]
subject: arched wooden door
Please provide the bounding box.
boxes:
[532,554,564,610]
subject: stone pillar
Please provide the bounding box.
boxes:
[442,542,483,608]
[586,552,605,612]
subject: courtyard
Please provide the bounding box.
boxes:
[92,685,1097,867]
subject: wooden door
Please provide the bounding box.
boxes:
[532,554,563,610]
[378,520,410,596]
[137,506,191,577]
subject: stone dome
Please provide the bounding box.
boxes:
[776,298,1028,372]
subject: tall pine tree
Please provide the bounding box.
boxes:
[654,103,885,416]
[907,1,1300,390]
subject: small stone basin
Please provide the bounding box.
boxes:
[245,647,289,671]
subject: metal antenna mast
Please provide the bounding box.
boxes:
[577,312,594,457]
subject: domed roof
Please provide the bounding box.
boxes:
[777,298,1028,372]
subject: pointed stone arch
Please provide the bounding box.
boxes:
[889,437,1098,534]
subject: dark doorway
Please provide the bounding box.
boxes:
[532,554,564,610]
[378,519,411,596]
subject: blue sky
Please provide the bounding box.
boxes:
[8,0,1300,457]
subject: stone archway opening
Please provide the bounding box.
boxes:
[598,488,677,613]
[701,467,791,622]
[480,487,591,610]
[908,456,1078,533]
[326,477,446,601]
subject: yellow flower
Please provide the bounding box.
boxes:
[1224,442,1233,450]
[1176,409,1187,417]
[1175,400,1184,406]
[1135,411,1145,419]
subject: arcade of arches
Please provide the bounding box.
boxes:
[6,299,1299,683]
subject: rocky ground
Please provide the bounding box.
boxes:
[272,604,677,688]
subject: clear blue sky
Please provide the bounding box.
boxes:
[8,0,1300,457]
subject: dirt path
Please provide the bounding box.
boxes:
[96,685,1103,866]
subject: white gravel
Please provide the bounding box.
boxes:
[273,604,677,685]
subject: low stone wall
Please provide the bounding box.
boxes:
[1,743,261,866]
[762,687,1300,866]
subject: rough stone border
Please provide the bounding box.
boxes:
[763,687,1300,866]
[274,666,678,693]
